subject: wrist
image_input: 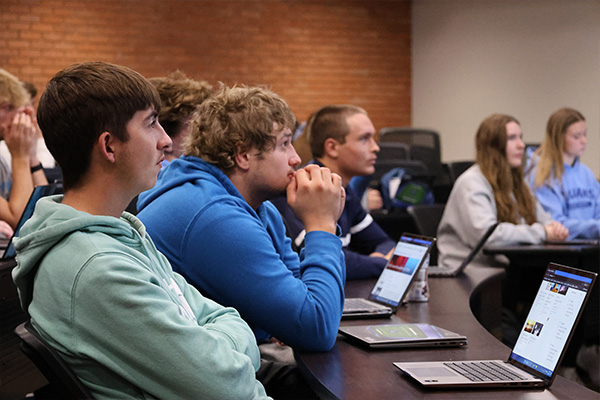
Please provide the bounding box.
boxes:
[30,163,43,173]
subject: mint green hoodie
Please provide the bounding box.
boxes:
[12,196,270,399]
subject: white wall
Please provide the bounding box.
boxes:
[412,0,600,177]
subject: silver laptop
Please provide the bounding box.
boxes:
[428,223,499,277]
[394,263,597,388]
[339,323,467,349]
[342,233,435,319]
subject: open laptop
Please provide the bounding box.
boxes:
[394,263,597,388]
[342,233,434,319]
[428,223,499,278]
[1,184,57,260]
[339,322,467,349]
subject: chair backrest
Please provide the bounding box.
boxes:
[379,127,443,178]
[377,142,410,162]
[406,204,446,265]
[14,322,94,399]
[447,160,474,184]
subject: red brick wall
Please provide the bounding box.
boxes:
[0,0,411,129]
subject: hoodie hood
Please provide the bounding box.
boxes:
[12,195,149,313]
[137,156,245,212]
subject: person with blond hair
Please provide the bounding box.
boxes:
[137,85,345,399]
[436,114,568,271]
[273,104,395,279]
[526,107,599,239]
[0,68,48,234]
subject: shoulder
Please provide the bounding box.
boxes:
[453,165,491,192]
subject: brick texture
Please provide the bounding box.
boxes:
[0,0,411,130]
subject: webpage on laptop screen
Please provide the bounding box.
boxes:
[369,237,430,306]
[510,268,592,377]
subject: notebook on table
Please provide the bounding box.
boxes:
[339,323,467,349]
[428,222,499,278]
[1,184,57,260]
[394,263,597,388]
[342,233,435,319]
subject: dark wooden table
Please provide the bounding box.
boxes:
[483,243,599,271]
[295,266,599,400]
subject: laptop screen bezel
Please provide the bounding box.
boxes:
[507,262,597,385]
[367,232,435,311]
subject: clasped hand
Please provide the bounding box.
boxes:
[286,164,345,234]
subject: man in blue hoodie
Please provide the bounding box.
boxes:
[12,62,270,399]
[137,85,346,398]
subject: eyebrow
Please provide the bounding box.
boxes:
[144,110,159,121]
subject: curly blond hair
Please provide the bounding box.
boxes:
[185,85,296,174]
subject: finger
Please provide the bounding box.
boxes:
[319,167,332,184]
[331,172,342,188]
[294,167,309,186]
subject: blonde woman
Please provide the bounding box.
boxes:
[437,114,568,271]
[527,107,599,239]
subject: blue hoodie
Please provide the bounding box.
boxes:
[11,196,269,399]
[527,158,600,239]
[137,156,346,351]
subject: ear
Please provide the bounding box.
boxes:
[323,137,340,159]
[234,147,251,171]
[97,131,117,163]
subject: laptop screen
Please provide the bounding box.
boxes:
[509,263,596,379]
[367,234,434,308]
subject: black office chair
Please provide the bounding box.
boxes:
[447,160,474,184]
[379,127,444,182]
[406,203,445,265]
[377,141,410,162]
[14,322,94,399]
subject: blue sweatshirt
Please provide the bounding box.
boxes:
[137,156,346,351]
[12,196,268,399]
[527,158,600,239]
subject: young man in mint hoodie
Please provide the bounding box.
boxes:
[11,62,270,399]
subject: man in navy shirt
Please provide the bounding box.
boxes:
[275,105,396,279]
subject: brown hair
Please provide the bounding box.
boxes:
[532,107,585,188]
[185,85,296,174]
[476,113,537,224]
[148,71,213,139]
[37,62,161,190]
[307,105,367,158]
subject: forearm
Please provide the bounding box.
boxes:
[343,248,387,280]
[5,156,34,227]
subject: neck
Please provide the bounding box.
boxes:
[563,153,576,167]
[62,176,137,218]
[228,171,264,210]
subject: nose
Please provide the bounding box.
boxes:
[289,146,301,168]
[157,123,172,151]
[371,138,380,153]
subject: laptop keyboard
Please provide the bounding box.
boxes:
[443,361,527,382]
[344,298,387,311]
